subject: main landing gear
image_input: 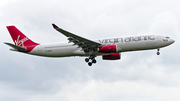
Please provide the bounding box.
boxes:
[85,55,97,66]
[157,48,160,55]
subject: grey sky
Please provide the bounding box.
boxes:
[0,0,180,101]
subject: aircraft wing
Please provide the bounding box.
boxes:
[52,24,102,52]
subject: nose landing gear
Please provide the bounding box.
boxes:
[85,55,97,66]
[157,48,160,55]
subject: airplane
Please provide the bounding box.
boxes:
[4,24,175,66]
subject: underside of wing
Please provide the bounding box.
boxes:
[52,24,102,53]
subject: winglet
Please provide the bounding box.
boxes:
[52,24,59,29]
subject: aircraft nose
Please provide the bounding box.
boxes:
[170,39,175,44]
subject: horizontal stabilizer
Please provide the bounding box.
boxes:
[4,42,26,51]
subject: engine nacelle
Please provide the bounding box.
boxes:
[98,45,117,53]
[102,53,121,60]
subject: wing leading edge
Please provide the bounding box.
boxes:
[52,24,102,53]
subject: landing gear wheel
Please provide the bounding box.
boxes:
[85,58,89,62]
[85,54,97,66]
[92,59,97,64]
[157,48,160,55]
[88,62,92,66]
[157,52,160,55]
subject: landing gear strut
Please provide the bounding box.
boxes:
[85,55,97,66]
[157,48,160,55]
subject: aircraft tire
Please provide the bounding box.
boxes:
[92,59,97,64]
[85,58,89,62]
[88,62,92,66]
[157,52,160,55]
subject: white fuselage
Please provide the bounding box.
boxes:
[28,35,174,57]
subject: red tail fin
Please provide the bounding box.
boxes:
[6,26,39,47]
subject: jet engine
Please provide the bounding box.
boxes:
[98,45,117,53]
[102,53,120,60]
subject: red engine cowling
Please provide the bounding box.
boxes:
[98,45,117,53]
[102,53,121,60]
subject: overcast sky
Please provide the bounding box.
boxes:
[0,0,180,101]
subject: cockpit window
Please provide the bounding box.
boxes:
[166,37,169,39]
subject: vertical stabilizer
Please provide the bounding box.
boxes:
[6,26,39,47]
[6,26,39,52]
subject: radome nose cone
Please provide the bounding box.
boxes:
[169,39,175,45]
[172,39,175,43]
